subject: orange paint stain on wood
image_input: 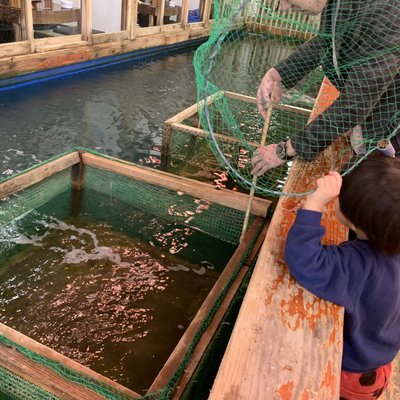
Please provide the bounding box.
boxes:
[277,380,294,400]
[321,360,337,396]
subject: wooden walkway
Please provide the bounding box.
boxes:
[209,78,400,399]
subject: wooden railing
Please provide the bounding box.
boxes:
[245,0,321,39]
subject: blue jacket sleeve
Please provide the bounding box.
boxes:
[284,209,372,312]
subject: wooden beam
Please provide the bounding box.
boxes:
[148,217,267,394]
[81,0,92,43]
[0,323,141,398]
[0,152,80,199]
[180,0,189,25]
[203,0,211,27]
[209,77,346,399]
[0,28,211,79]
[0,41,31,57]
[0,344,106,400]
[130,0,139,39]
[223,90,312,117]
[171,219,270,399]
[171,122,261,148]
[158,0,166,26]
[91,31,129,45]
[24,0,34,51]
[81,151,271,217]
[384,354,400,399]
[165,92,223,124]
[35,39,86,53]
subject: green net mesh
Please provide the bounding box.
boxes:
[193,0,400,196]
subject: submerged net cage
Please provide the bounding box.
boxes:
[193,0,400,196]
[0,148,269,399]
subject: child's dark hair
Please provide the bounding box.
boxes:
[340,152,400,255]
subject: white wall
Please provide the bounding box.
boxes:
[92,0,123,33]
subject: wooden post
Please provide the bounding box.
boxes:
[202,0,212,27]
[158,0,165,26]
[180,0,189,26]
[81,0,92,43]
[130,0,139,39]
[24,0,34,51]
[161,121,173,169]
[70,153,86,217]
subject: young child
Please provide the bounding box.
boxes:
[285,152,400,399]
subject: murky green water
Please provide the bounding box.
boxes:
[0,188,235,393]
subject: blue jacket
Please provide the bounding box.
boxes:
[285,209,400,372]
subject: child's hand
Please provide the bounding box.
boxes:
[303,171,342,212]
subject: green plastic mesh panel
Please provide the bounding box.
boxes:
[166,127,223,184]
[0,366,58,400]
[85,165,253,245]
[193,0,400,196]
[0,169,71,228]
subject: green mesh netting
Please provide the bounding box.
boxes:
[0,148,261,399]
[194,0,400,196]
[0,366,58,400]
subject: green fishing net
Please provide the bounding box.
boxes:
[193,0,400,196]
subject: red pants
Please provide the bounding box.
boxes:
[340,363,392,399]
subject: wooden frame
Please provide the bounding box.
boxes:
[162,90,312,171]
[0,149,270,398]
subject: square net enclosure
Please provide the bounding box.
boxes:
[0,148,270,400]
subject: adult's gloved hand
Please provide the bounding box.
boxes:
[256,68,283,117]
[251,144,285,176]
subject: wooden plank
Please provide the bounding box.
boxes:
[0,41,31,57]
[81,0,92,43]
[171,122,261,148]
[34,33,84,48]
[0,344,106,400]
[130,0,139,39]
[165,92,223,124]
[209,77,347,399]
[158,0,166,26]
[0,29,210,79]
[0,323,141,398]
[180,0,189,26]
[125,0,133,37]
[148,217,266,394]
[171,219,270,399]
[71,155,85,191]
[384,353,400,399]
[91,31,129,45]
[202,0,212,27]
[0,152,80,199]
[81,151,271,217]
[35,39,87,53]
[223,90,312,116]
[136,25,161,36]
[24,0,34,50]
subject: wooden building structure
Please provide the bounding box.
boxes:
[0,0,321,83]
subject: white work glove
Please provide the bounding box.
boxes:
[251,144,285,176]
[256,68,283,117]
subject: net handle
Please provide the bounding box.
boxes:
[240,83,276,241]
